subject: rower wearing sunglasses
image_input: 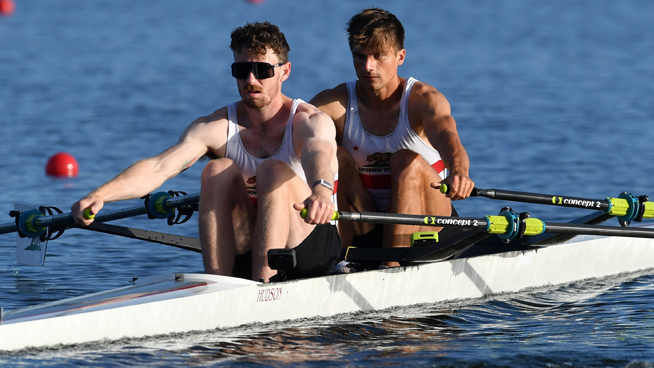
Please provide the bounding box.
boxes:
[72,22,341,282]
[310,8,475,268]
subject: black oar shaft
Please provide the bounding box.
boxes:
[544,223,654,238]
[338,211,490,230]
[442,185,652,222]
[160,193,200,208]
[1,209,147,235]
[473,188,610,211]
[336,210,654,240]
[35,205,148,229]
[0,222,17,235]
[80,222,201,252]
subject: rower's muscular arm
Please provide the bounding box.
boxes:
[292,104,339,224]
[409,83,474,200]
[309,84,348,145]
[72,111,227,225]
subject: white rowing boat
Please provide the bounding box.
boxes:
[1,188,653,351]
[2,225,654,351]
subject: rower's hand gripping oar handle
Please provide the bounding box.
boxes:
[299,208,340,221]
[83,209,95,220]
[438,184,484,197]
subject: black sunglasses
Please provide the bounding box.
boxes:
[231,62,286,80]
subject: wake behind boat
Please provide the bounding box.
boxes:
[0,188,653,351]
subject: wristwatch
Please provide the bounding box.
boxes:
[312,179,333,192]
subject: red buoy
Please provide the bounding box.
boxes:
[247,0,265,4]
[0,0,15,16]
[46,152,79,178]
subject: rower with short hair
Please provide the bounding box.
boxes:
[72,21,341,282]
[310,8,475,266]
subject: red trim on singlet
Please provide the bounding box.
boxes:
[359,160,445,190]
[431,160,445,174]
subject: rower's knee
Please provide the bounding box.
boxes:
[201,158,240,188]
[390,150,422,172]
[255,159,295,194]
[390,150,428,185]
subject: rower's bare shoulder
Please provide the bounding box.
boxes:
[296,102,335,128]
[181,107,227,137]
[194,107,229,128]
[294,102,337,140]
[309,83,348,117]
[409,81,451,114]
[179,106,229,157]
[410,82,448,104]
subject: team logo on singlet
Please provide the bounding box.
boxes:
[246,176,257,196]
[366,152,392,166]
[358,152,393,189]
[360,152,393,172]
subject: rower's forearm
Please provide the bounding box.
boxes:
[301,142,337,187]
[87,160,170,203]
[446,148,470,176]
[303,154,335,185]
[435,131,470,176]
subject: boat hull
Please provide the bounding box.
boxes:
[2,229,654,351]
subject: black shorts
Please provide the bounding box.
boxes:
[233,224,341,280]
[352,204,465,248]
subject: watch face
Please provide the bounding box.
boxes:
[314,179,333,191]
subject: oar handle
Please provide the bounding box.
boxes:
[299,208,340,221]
[84,209,95,220]
[438,184,482,197]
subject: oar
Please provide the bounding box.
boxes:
[302,209,654,241]
[0,192,200,238]
[438,184,654,223]
[78,222,201,253]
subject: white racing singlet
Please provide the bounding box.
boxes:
[342,77,447,212]
[225,99,338,211]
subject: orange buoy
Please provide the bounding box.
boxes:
[247,0,264,4]
[46,152,79,178]
[0,0,15,16]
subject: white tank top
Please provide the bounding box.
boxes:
[342,78,447,212]
[225,99,338,211]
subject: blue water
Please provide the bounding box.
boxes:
[1,0,654,366]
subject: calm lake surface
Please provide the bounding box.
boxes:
[1,0,654,366]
